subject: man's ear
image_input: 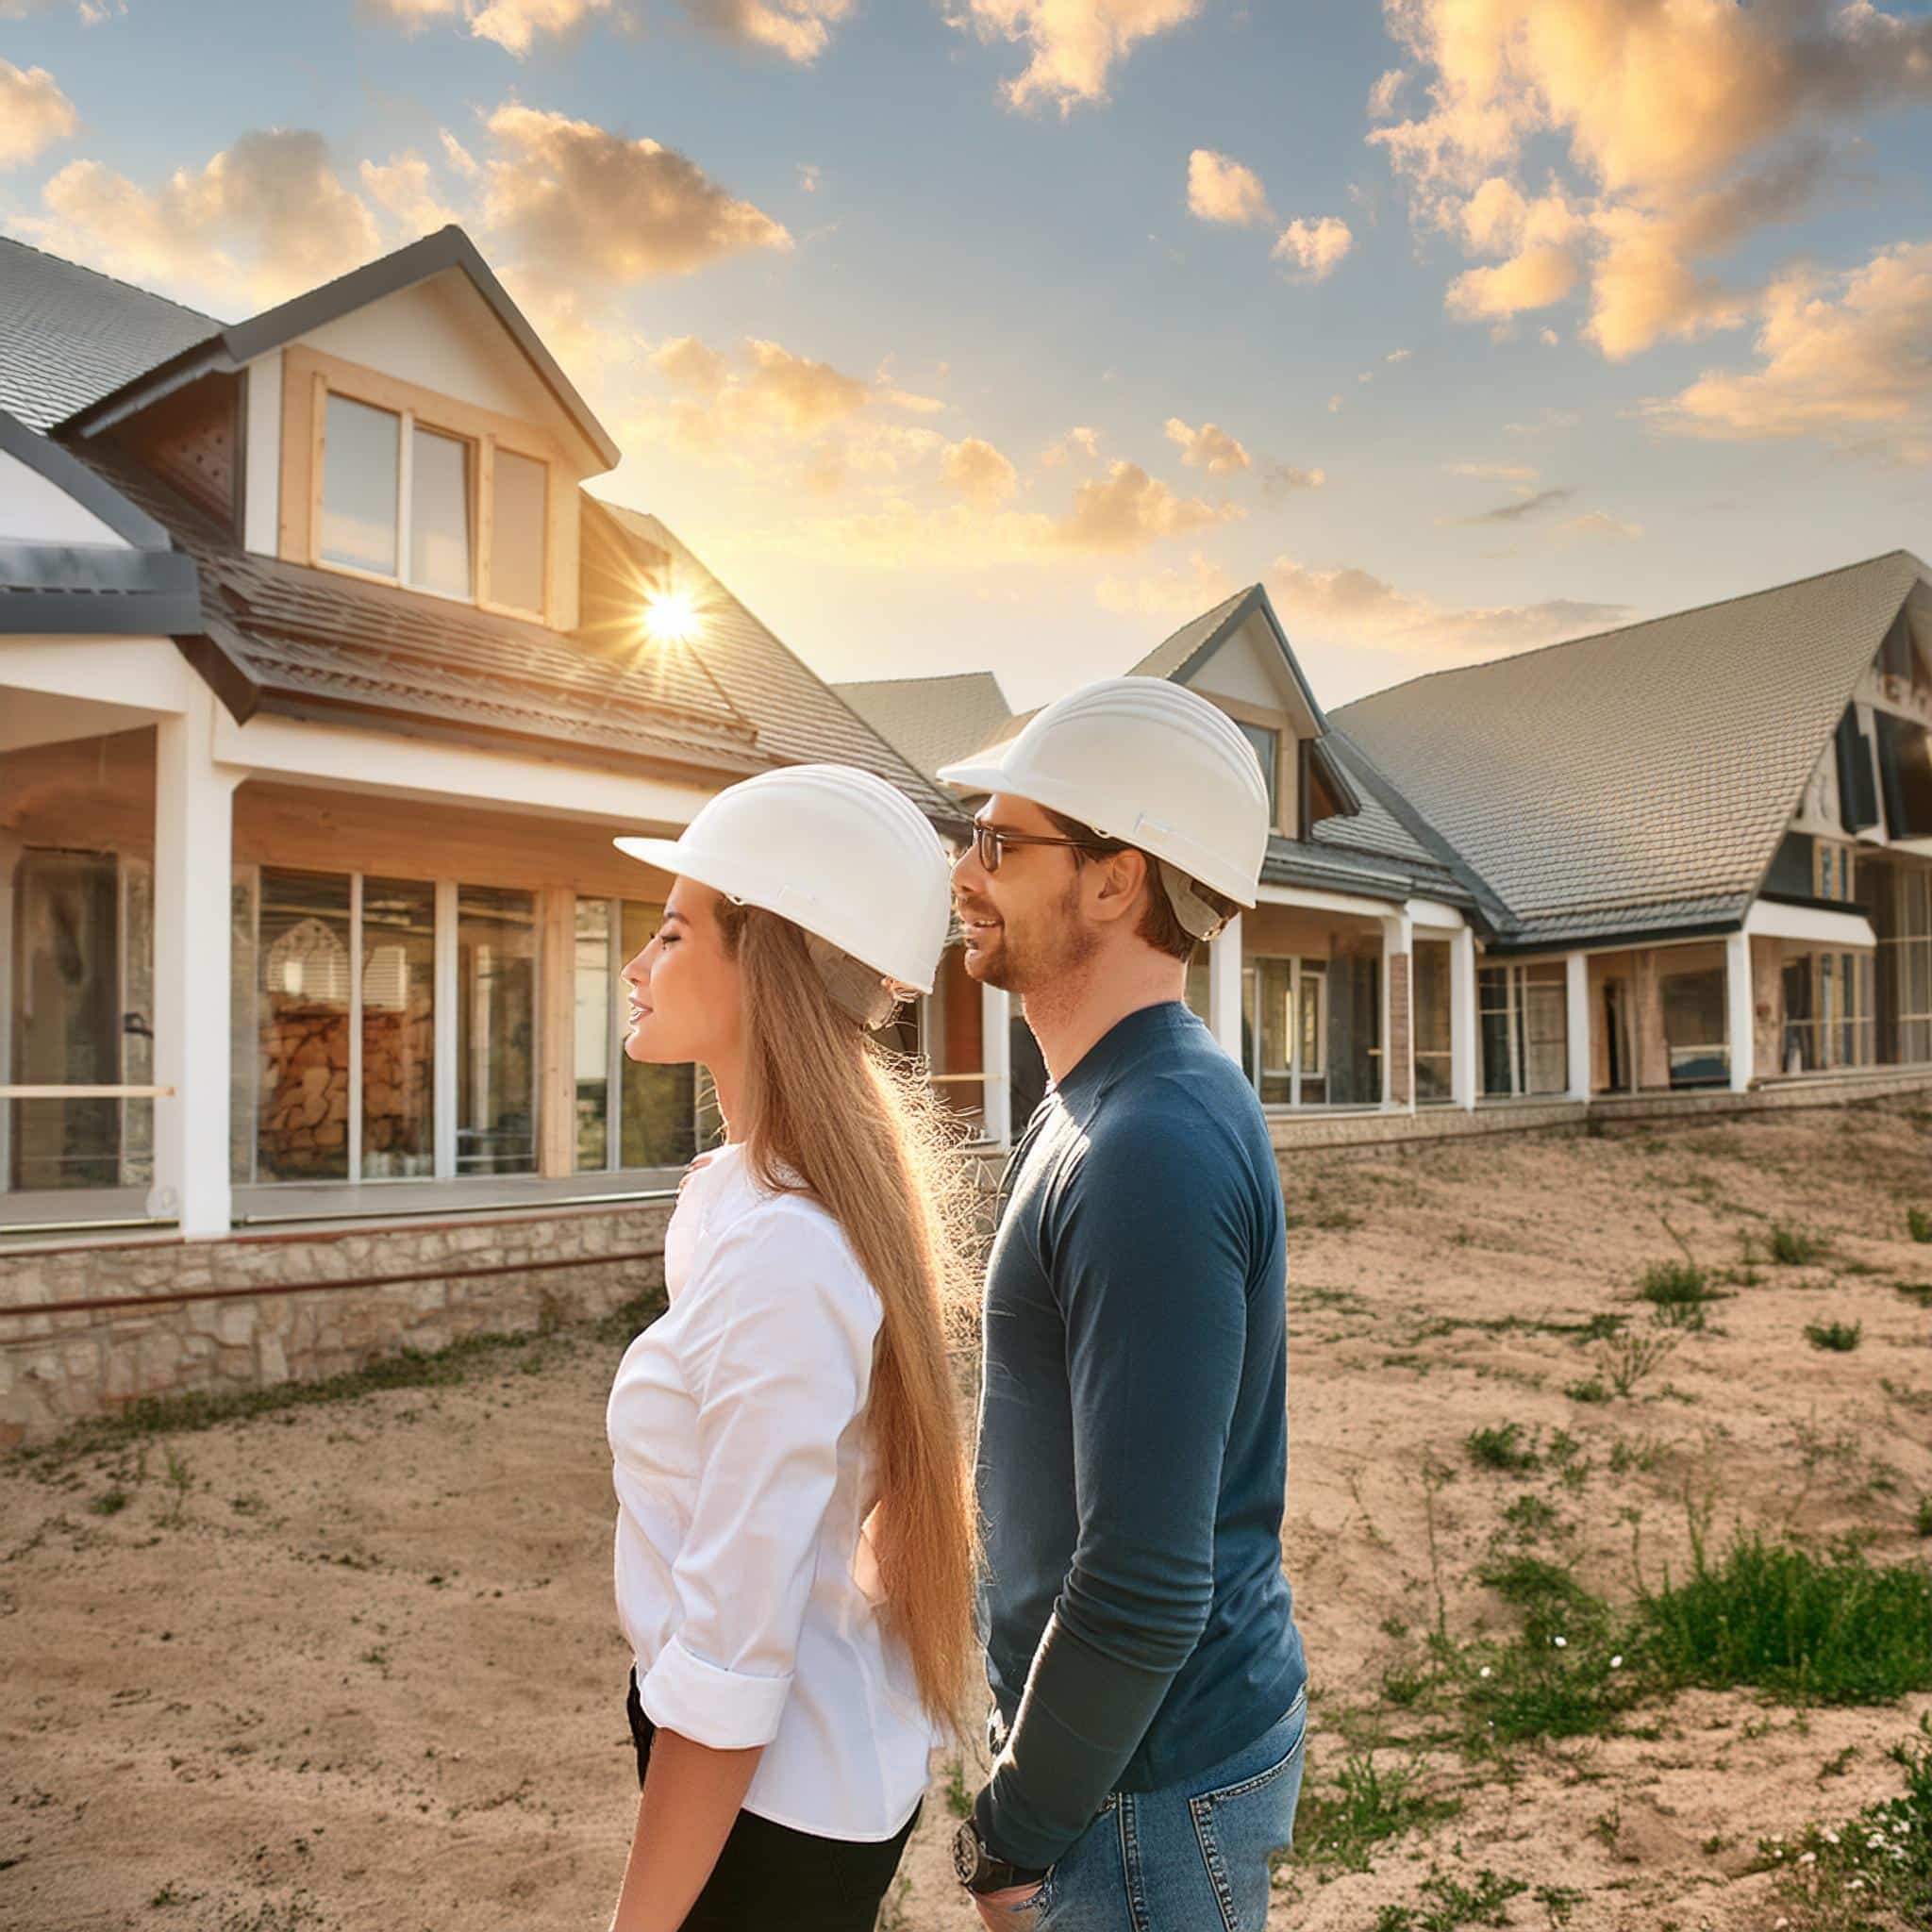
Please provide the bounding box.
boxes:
[1085,846,1147,927]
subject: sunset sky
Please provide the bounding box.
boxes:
[6,0,1932,711]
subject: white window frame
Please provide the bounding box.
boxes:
[1246,955,1327,1108]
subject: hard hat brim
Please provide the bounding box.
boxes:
[934,757,1008,793]
[612,835,689,875]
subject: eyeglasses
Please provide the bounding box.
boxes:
[971,819,1112,874]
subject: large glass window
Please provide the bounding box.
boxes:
[320,394,400,576]
[409,425,474,598]
[257,869,353,1181]
[575,899,612,1171]
[457,887,537,1175]
[1241,955,1329,1106]
[491,447,548,616]
[1661,966,1729,1088]
[361,878,436,1178]
[1413,940,1453,1103]
[1892,869,1932,1064]
[1479,962,1569,1098]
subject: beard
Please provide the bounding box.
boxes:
[961,874,1097,997]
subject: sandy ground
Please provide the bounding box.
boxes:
[4,1101,1930,1932]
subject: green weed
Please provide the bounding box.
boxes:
[1770,1224,1830,1266]
[1465,1423,1541,1475]
[1295,1753,1461,1872]
[1805,1319,1863,1353]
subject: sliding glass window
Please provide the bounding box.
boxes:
[457,887,538,1175]
[361,878,436,1177]
[256,869,354,1181]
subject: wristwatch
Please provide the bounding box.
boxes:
[952,1815,1050,1896]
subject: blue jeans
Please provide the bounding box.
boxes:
[1021,1687,1307,1932]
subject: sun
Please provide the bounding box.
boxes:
[642,587,701,645]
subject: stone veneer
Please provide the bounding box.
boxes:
[0,1201,671,1448]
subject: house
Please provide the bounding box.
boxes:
[879,560,1932,1137]
[0,225,1001,1265]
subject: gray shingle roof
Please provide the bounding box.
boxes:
[1130,584,1254,681]
[831,671,1013,782]
[1332,551,1927,944]
[74,438,765,774]
[0,237,219,432]
[596,502,965,821]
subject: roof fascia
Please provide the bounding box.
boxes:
[0,408,177,548]
[1482,908,1747,958]
[1170,582,1330,737]
[60,228,622,472]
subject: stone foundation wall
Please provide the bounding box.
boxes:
[0,1202,671,1448]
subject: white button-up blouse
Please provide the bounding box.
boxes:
[606,1141,936,1841]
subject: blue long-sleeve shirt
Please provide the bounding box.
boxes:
[974,1000,1307,1871]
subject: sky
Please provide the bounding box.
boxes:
[6,0,1932,713]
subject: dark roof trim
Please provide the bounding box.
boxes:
[1482,912,1745,958]
[59,227,621,472]
[1165,582,1331,736]
[0,407,175,548]
[1307,738,1363,816]
[0,547,201,634]
[175,621,260,724]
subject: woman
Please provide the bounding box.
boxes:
[603,764,979,1932]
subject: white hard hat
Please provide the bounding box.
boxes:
[938,677,1270,910]
[613,764,952,993]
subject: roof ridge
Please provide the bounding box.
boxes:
[1334,548,1925,718]
[834,669,1006,694]
[0,233,223,330]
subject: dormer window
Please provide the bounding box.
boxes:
[308,369,552,622]
[1236,720,1280,823]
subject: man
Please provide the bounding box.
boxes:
[937,678,1308,1931]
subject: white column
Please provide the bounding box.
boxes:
[149,687,243,1238]
[0,833,19,1192]
[1381,911,1413,1111]
[1565,950,1591,1101]
[1208,913,1243,1065]
[979,979,1011,1147]
[433,880,458,1178]
[1450,925,1478,1110]
[1725,928,1755,1093]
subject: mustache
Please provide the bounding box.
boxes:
[954,897,999,921]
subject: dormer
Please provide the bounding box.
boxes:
[62,228,618,635]
[1132,583,1334,841]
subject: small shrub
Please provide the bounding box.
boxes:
[1915,1495,1932,1538]
[1769,1223,1828,1266]
[1639,1259,1710,1308]
[1908,1207,1932,1244]
[1466,1423,1541,1474]
[1805,1319,1863,1353]
[1564,1376,1608,1405]
[88,1488,129,1517]
[1500,1494,1559,1543]
[1597,1327,1682,1396]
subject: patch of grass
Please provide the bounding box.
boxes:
[1643,1535,1932,1704]
[1499,1494,1560,1543]
[1374,1868,1528,1931]
[88,1488,130,1517]
[1639,1258,1712,1308]
[1907,1207,1932,1244]
[1465,1423,1540,1475]
[943,1757,972,1819]
[1895,1281,1932,1306]
[1533,1883,1582,1926]
[1804,1319,1863,1353]
[1462,1558,1641,1745]
[1295,1753,1462,1872]
[1770,1223,1830,1266]
[1564,1376,1608,1405]
[1759,1720,1932,1927]
[1915,1496,1932,1539]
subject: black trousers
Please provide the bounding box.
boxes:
[625,1668,922,1932]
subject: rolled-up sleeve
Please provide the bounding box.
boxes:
[638,1206,878,1750]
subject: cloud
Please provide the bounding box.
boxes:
[359,151,461,236]
[15,128,382,307]
[1041,425,1101,466]
[1374,0,1932,359]
[1557,510,1642,540]
[1385,346,1413,362]
[1446,460,1538,480]
[1272,214,1353,281]
[1269,553,1626,658]
[940,436,1020,508]
[1163,415,1251,475]
[0,60,78,169]
[1645,238,1932,462]
[956,0,1206,111]
[646,331,883,453]
[1455,485,1574,525]
[1187,148,1272,225]
[1367,66,1408,118]
[797,161,821,192]
[1326,392,1344,412]
[678,0,853,61]
[1260,460,1325,497]
[362,0,611,54]
[480,103,791,281]
[1095,549,1236,617]
[1054,458,1241,551]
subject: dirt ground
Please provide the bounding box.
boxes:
[5,1101,1930,1932]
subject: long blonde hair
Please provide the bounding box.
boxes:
[717,901,982,1737]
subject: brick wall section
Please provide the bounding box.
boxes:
[1387,951,1412,1107]
[0,1201,672,1448]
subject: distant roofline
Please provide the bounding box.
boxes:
[55,225,620,471]
[833,668,1013,705]
[1139,581,1332,737]
[1334,548,1929,719]
[0,233,222,330]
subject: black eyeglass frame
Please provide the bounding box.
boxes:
[970,819,1115,874]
